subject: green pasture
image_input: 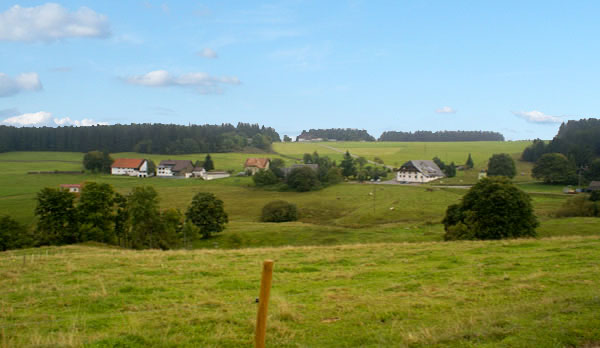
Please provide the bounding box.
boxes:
[1,236,600,347]
[273,140,530,168]
[2,150,600,249]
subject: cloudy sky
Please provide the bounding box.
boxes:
[1,1,599,140]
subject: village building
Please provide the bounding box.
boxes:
[111,158,149,177]
[244,158,270,175]
[203,171,231,180]
[191,167,231,180]
[588,181,600,191]
[59,184,81,193]
[157,160,194,178]
[282,163,319,177]
[396,160,445,183]
[192,167,206,178]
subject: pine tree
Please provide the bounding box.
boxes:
[203,154,214,171]
[340,151,357,178]
[466,153,474,169]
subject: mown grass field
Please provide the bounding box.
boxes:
[1,146,600,250]
[1,237,600,347]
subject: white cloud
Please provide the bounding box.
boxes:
[513,110,562,124]
[2,111,108,127]
[0,72,42,97]
[198,48,218,59]
[125,70,241,94]
[2,111,53,126]
[435,106,456,114]
[54,117,108,126]
[0,3,110,42]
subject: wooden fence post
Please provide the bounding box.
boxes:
[255,260,274,348]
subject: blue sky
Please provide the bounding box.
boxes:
[1,1,599,140]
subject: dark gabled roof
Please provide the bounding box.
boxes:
[158,160,194,172]
[399,160,444,177]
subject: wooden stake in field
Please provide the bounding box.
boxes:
[255,260,274,348]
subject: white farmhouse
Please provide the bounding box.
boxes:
[111,158,149,177]
[396,160,444,183]
[157,160,194,177]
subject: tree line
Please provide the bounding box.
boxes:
[0,122,280,154]
[379,130,505,142]
[521,118,600,184]
[296,128,376,141]
[0,183,228,251]
[253,151,389,192]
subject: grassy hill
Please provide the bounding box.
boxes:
[1,237,599,347]
[1,147,600,250]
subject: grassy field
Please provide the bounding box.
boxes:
[1,237,600,347]
[1,149,600,250]
[274,141,536,185]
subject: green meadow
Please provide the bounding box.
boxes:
[2,143,600,347]
[1,143,599,249]
[1,237,599,347]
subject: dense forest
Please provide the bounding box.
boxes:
[378,130,505,142]
[522,118,600,167]
[296,128,376,141]
[0,123,280,154]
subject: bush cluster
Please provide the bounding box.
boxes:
[261,200,298,222]
[443,177,538,240]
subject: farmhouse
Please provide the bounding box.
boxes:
[157,160,194,178]
[589,181,600,191]
[244,158,270,175]
[396,160,444,183]
[282,163,319,177]
[59,184,81,193]
[111,158,149,177]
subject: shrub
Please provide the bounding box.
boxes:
[555,195,599,217]
[443,177,538,240]
[487,153,517,178]
[253,169,279,186]
[0,215,32,251]
[287,167,320,192]
[261,200,298,222]
[325,167,343,184]
[532,153,577,184]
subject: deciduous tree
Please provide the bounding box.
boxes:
[487,153,517,178]
[443,177,538,240]
[185,192,228,239]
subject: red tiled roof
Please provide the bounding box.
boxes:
[111,158,145,169]
[244,158,269,168]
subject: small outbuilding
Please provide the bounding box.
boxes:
[60,184,81,194]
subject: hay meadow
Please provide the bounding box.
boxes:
[1,141,600,346]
